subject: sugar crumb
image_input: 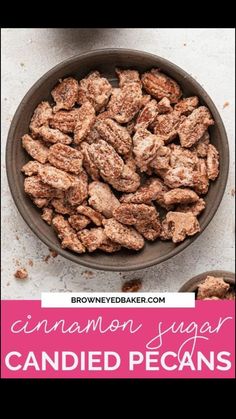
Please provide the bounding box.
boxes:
[82,270,94,278]
[122,279,142,292]
[14,268,28,280]
[44,249,58,263]
[49,249,58,258]
[44,254,50,263]
[223,101,229,109]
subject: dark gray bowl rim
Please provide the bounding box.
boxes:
[6,48,229,271]
[179,270,235,292]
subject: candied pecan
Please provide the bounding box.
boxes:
[78,142,100,180]
[153,168,169,181]
[48,143,83,174]
[61,235,85,253]
[51,77,79,112]
[87,139,124,179]
[77,71,112,112]
[156,97,173,113]
[21,160,42,176]
[165,211,200,243]
[113,203,144,225]
[164,166,195,189]
[49,109,80,133]
[51,198,75,215]
[77,205,104,226]
[29,101,52,135]
[191,131,210,157]
[84,125,101,144]
[73,102,96,144]
[108,83,142,123]
[140,95,151,108]
[41,207,54,225]
[37,126,72,145]
[68,214,90,231]
[163,188,199,206]
[123,151,137,172]
[150,145,171,172]
[97,110,112,120]
[206,144,219,180]
[33,197,51,208]
[154,182,174,209]
[149,100,173,135]
[161,145,199,188]
[65,171,88,206]
[133,129,163,172]
[160,219,173,241]
[141,69,182,103]
[88,181,120,218]
[135,99,158,131]
[102,218,145,251]
[99,238,122,253]
[197,276,230,300]
[121,177,168,205]
[24,175,62,199]
[22,134,49,164]
[174,96,199,115]
[176,198,206,216]
[149,99,173,132]
[14,268,28,280]
[102,164,140,193]
[135,218,161,241]
[169,144,198,169]
[153,111,185,143]
[116,68,141,87]
[113,203,161,241]
[78,227,121,253]
[193,158,209,195]
[38,165,76,191]
[178,106,214,148]
[78,227,107,252]
[95,118,132,155]
[52,215,85,253]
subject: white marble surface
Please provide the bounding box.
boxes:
[1,28,235,299]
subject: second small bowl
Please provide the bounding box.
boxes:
[179,270,235,293]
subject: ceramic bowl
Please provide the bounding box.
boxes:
[6,49,229,271]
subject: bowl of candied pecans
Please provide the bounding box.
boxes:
[179,271,235,300]
[6,49,229,271]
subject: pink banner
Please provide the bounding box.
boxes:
[1,300,235,378]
